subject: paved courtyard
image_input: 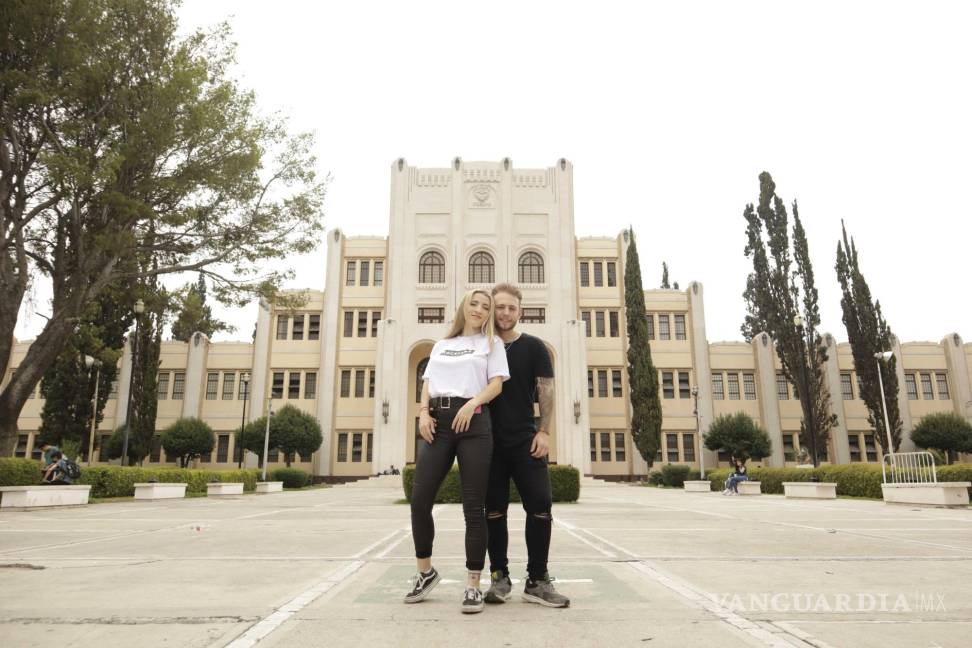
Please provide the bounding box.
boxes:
[1,477,970,648]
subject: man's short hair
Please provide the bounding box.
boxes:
[491,283,522,303]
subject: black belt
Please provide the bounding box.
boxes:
[430,396,472,410]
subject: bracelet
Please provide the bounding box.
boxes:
[419,406,429,411]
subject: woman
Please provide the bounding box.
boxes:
[723,457,749,495]
[405,289,509,614]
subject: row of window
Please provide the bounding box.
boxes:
[270,371,318,400]
[417,306,545,325]
[579,259,617,288]
[590,430,627,462]
[205,371,251,401]
[904,372,950,401]
[343,310,383,337]
[581,310,620,338]
[588,368,624,398]
[276,314,321,341]
[346,259,384,287]
[646,313,687,341]
[336,431,374,462]
[339,368,376,399]
[648,432,698,464]
[417,251,546,285]
[712,372,757,400]
[848,433,879,462]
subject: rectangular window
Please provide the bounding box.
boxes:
[579,261,589,287]
[219,372,235,400]
[587,370,594,398]
[727,373,739,400]
[600,431,611,462]
[864,434,878,462]
[157,372,170,400]
[340,370,351,398]
[150,435,162,463]
[598,370,608,398]
[360,260,370,287]
[271,372,284,399]
[343,311,354,337]
[288,372,301,399]
[612,370,623,397]
[743,373,756,400]
[355,369,365,398]
[308,314,320,340]
[418,307,445,324]
[346,260,356,286]
[936,373,950,399]
[371,311,382,337]
[14,434,28,458]
[659,314,670,340]
[239,375,250,400]
[662,371,675,399]
[666,433,679,463]
[268,446,279,463]
[367,432,374,462]
[674,314,686,340]
[920,373,934,399]
[682,433,696,462]
[368,370,375,398]
[581,311,591,337]
[679,371,691,399]
[841,373,854,400]
[292,315,304,340]
[205,373,219,400]
[905,373,918,400]
[646,313,654,340]
[276,315,289,340]
[172,372,185,400]
[337,433,348,462]
[848,434,861,462]
[593,261,603,287]
[374,261,383,287]
[609,310,619,337]
[614,431,625,462]
[606,261,617,287]
[595,311,605,337]
[711,372,724,400]
[776,373,789,400]
[352,433,363,462]
[30,438,42,461]
[305,372,317,399]
[590,432,597,462]
[521,308,545,324]
[357,311,368,337]
[216,435,229,463]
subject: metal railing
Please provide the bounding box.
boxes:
[882,451,938,484]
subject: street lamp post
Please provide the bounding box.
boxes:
[237,371,251,468]
[84,355,103,466]
[121,299,145,466]
[261,398,273,481]
[793,314,818,467]
[874,351,895,456]
[692,386,703,477]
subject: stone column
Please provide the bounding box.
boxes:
[687,282,718,471]
[889,334,916,453]
[752,332,785,467]
[371,318,406,472]
[114,336,135,428]
[181,332,210,419]
[558,319,590,474]
[313,228,345,477]
[942,333,972,421]
[822,333,851,464]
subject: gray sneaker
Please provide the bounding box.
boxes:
[461,587,484,614]
[484,570,512,603]
[522,573,570,608]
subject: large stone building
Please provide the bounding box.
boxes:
[6,159,972,478]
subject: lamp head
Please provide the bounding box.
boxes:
[84,355,94,369]
[792,314,804,327]
[134,299,145,314]
[874,351,894,362]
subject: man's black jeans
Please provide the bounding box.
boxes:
[410,403,493,571]
[485,437,553,580]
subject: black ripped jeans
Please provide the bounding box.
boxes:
[485,437,553,580]
[410,402,493,571]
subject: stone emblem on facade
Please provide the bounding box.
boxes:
[469,184,495,209]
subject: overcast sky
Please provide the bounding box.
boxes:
[15,0,971,345]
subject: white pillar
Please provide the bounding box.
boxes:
[942,333,972,421]
[181,332,210,419]
[114,336,135,428]
[687,282,718,471]
[822,333,851,464]
[372,318,406,472]
[313,228,344,476]
[752,332,785,467]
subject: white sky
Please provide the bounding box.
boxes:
[15,0,972,345]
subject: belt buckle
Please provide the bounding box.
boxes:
[441,396,451,409]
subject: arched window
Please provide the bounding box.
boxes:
[468,251,494,284]
[518,251,544,284]
[418,251,444,283]
[416,358,429,402]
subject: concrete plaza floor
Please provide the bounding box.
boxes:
[0,477,970,648]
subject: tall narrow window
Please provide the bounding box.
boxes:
[711,373,724,400]
[579,261,590,287]
[222,372,235,400]
[646,313,654,340]
[595,311,605,337]
[606,261,617,287]
[587,370,594,398]
[346,260,356,286]
[679,371,691,399]
[374,261,384,287]
[352,433,363,462]
[658,314,670,340]
[727,373,739,400]
[864,434,877,461]
[905,373,918,400]
[581,311,591,337]
[848,435,861,462]
[172,373,185,400]
[662,371,674,399]
[674,314,686,340]
[292,315,304,340]
[305,372,317,399]
[367,432,374,462]
[288,372,301,399]
[920,373,934,399]
[593,261,603,287]
[667,433,679,463]
[518,252,544,284]
[841,373,854,400]
[216,435,229,463]
[601,432,611,462]
[743,373,756,400]
[371,311,382,337]
[157,372,170,400]
[609,311,619,337]
[614,431,626,461]
[469,251,494,283]
[612,370,622,397]
[205,373,219,400]
[337,433,348,462]
[598,370,608,398]
[271,372,284,399]
[369,370,375,398]
[682,433,696,462]
[590,432,597,462]
[308,314,320,340]
[419,251,445,283]
[936,373,950,399]
[239,376,250,399]
[357,311,368,337]
[343,311,354,337]
[776,373,789,400]
[360,260,370,287]
[340,370,351,398]
[276,315,289,340]
[354,369,365,398]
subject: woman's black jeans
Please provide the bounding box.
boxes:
[410,401,493,572]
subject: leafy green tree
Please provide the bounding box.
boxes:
[240,405,323,468]
[835,222,903,452]
[0,0,327,455]
[704,413,772,464]
[741,172,836,466]
[161,417,216,468]
[911,412,972,464]
[624,228,662,468]
[105,425,152,466]
[171,275,231,342]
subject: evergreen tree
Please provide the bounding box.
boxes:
[161,417,216,468]
[835,222,903,452]
[741,172,836,466]
[661,262,671,289]
[704,412,772,464]
[171,275,230,342]
[625,228,663,468]
[911,412,972,464]
[125,290,166,465]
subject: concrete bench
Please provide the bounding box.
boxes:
[783,481,837,499]
[683,480,711,492]
[206,482,244,496]
[256,481,283,494]
[737,481,762,495]
[0,485,91,509]
[134,482,187,500]
[881,482,971,508]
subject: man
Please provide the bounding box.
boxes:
[484,283,569,608]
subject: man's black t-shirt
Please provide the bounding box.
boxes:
[489,333,553,448]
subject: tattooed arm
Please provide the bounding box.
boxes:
[532,377,555,458]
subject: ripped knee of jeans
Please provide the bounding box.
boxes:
[487,511,506,520]
[531,511,552,521]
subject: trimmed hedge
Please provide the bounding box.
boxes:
[269,468,311,489]
[0,458,43,486]
[403,464,580,503]
[75,466,260,498]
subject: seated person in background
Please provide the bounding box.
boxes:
[40,442,60,471]
[42,451,73,485]
[722,458,748,495]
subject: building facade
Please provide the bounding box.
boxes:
[6,159,972,478]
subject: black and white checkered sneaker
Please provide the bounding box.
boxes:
[461,587,485,614]
[404,567,440,603]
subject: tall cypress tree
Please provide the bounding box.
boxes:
[171,275,230,342]
[661,262,671,289]
[625,228,662,468]
[742,172,836,466]
[835,221,902,452]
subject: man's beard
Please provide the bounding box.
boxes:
[495,320,517,332]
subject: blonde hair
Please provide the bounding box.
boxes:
[444,289,496,348]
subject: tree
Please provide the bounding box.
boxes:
[0,0,327,455]
[835,221,903,452]
[704,412,772,464]
[910,412,972,464]
[239,405,323,467]
[161,417,216,468]
[661,262,671,289]
[624,228,662,469]
[171,275,230,342]
[105,425,152,466]
[741,172,837,466]
[125,288,167,466]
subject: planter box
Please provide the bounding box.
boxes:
[0,485,91,509]
[783,482,837,499]
[134,482,187,500]
[737,481,762,495]
[683,480,711,492]
[881,482,971,508]
[206,482,244,496]
[256,481,283,494]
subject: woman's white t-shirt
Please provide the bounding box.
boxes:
[423,334,510,398]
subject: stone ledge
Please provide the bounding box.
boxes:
[134,483,188,500]
[783,482,837,499]
[256,481,283,493]
[737,481,762,495]
[206,482,244,496]
[0,485,91,509]
[881,482,971,508]
[683,480,711,492]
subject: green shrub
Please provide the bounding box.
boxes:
[937,464,972,498]
[403,464,580,503]
[660,464,691,487]
[75,466,260,498]
[647,471,664,486]
[270,468,310,489]
[0,458,44,486]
